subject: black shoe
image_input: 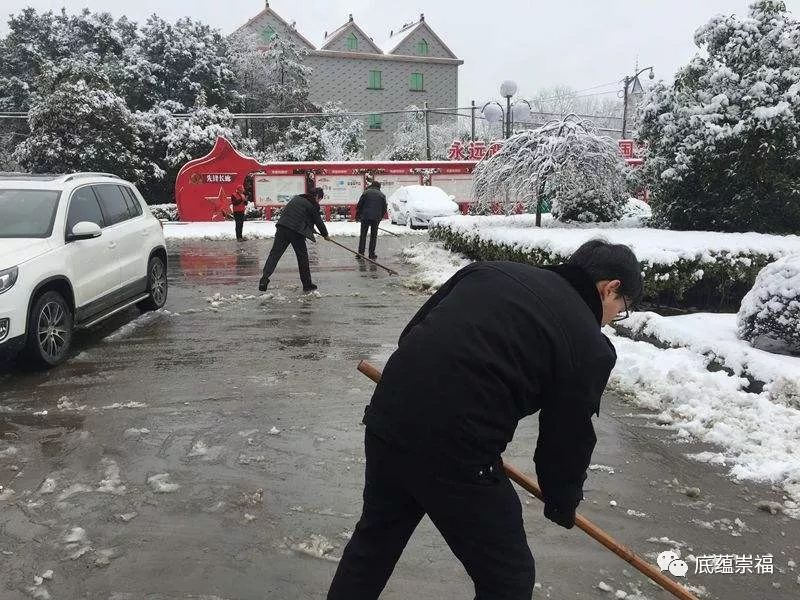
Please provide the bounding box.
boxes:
[355,253,365,260]
[258,278,269,292]
[369,254,378,260]
[303,284,318,293]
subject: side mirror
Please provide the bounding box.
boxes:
[69,221,102,241]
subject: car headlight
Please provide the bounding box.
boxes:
[0,266,19,294]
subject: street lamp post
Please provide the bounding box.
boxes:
[500,80,518,138]
[621,66,654,139]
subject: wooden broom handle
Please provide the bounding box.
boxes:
[356,360,699,600]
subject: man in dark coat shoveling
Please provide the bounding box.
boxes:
[327,239,642,600]
[356,180,388,260]
[258,187,329,293]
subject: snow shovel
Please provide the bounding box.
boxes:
[378,226,401,237]
[356,360,700,600]
[325,238,398,275]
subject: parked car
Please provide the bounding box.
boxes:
[0,173,168,368]
[387,185,460,229]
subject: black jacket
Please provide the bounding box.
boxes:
[356,186,387,222]
[277,193,329,241]
[363,261,616,518]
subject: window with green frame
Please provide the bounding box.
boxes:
[368,114,383,130]
[410,72,424,91]
[417,39,429,55]
[261,25,276,43]
[346,33,358,51]
[368,70,382,89]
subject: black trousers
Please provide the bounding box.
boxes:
[260,226,313,289]
[233,212,245,239]
[358,220,379,257]
[327,432,535,600]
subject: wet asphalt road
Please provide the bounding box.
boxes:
[1,235,799,600]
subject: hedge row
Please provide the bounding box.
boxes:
[429,223,777,312]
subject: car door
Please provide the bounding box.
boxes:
[63,185,121,317]
[94,184,144,295]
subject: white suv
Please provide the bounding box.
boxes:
[0,173,168,368]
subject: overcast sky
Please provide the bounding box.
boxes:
[3,0,799,106]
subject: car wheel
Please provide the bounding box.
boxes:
[24,291,73,368]
[406,213,416,230]
[137,255,168,312]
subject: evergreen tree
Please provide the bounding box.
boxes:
[639,0,800,233]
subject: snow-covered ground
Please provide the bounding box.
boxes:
[430,215,800,264]
[403,241,800,515]
[163,220,425,240]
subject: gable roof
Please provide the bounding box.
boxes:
[321,17,383,53]
[378,17,458,59]
[232,2,316,50]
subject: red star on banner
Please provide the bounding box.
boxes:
[204,187,231,221]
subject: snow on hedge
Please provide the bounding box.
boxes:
[737,255,800,354]
[431,215,800,265]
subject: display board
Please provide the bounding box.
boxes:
[316,174,365,205]
[373,174,422,200]
[253,174,306,206]
[430,173,475,202]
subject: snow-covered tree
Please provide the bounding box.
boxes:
[274,102,364,161]
[377,107,476,160]
[472,116,628,221]
[136,93,257,201]
[738,255,800,354]
[639,0,800,233]
[14,59,159,184]
[133,15,241,111]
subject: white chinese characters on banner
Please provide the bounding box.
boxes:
[316,175,365,206]
[253,174,306,207]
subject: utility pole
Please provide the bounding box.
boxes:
[505,95,512,138]
[470,100,476,142]
[621,75,630,139]
[424,102,432,160]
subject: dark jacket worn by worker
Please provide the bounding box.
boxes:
[277,193,329,241]
[356,185,387,222]
[362,260,617,517]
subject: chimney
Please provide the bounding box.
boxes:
[265,1,270,9]
[420,13,425,21]
[324,31,328,38]
[349,13,353,22]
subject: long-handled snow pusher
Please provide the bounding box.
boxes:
[325,238,398,275]
[356,360,701,600]
[378,226,401,237]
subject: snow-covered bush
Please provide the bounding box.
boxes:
[620,198,652,226]
[275,102,364,161]
[639,0,800,233]
[472,116,629,221]
[737,255,800,353]
[148,203,178,221]
[376,107,476,161]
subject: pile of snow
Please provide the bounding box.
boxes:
[431,215,800,265]
[737,255,800,354]
[618,198,652,227]
[401,242,471,291]
[607,326,800,514]
[621,312,800,408]
[163,220,423,241]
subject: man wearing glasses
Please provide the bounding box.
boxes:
[328,239,642,600]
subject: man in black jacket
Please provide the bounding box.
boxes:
[258,187,329,293]
[327,240,642,600]
[356,181,388,260]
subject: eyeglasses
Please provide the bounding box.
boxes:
[612,295,630,323]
